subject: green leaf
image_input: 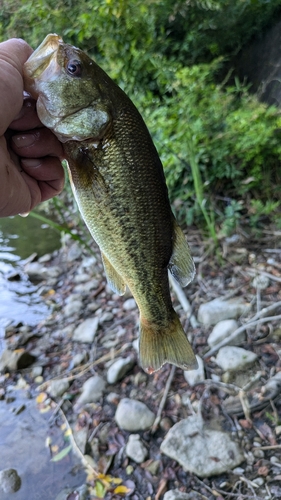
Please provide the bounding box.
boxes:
[51,444,72,462]
[92,480,106,498]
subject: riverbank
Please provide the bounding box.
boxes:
[0,228,281,500]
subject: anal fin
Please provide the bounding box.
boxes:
[101,252,126,295]
[168,218,195,287]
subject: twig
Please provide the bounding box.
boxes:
[270,399,279,426]
[195,379,240,395]
[214,486,264,499]
[50,399,99,478]
[196,372,263,396]
[151,365,176,434]
[169,274,199,328]
[194,476,221,497]
[258,444,281,450]
[37,343,130,391]
[88,422,103,443]
[250,301,281,322]
[203,314,281,358]
[246,267,281,283]
[255,287,261,334]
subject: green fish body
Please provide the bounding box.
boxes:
[24,34,197,373]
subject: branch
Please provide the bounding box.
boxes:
[169,274,199,328]
[203,314,281,358]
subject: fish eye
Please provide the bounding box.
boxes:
[66,59,82,77]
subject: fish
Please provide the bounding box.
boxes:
[23,34,197,374]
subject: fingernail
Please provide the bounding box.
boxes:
[21,158,42,168]
[12,132,38,148]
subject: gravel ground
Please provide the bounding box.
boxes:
[0,227,281,500]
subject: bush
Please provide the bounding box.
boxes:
[1,0,281,234]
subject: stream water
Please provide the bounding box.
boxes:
[0,214,61,331]
[0,214,87,498]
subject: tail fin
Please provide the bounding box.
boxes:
[139,311,198,374]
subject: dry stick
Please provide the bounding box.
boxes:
[246,267,281,283]
[151,365,176,434]
[250,300,281,323]
[50,399,99,478]
[169,274,199,328]
[38,343,130,391]
[258,444,281,450]
[203,314,281,359]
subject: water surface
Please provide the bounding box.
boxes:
[0,393,86,500]
[0,213,61,330]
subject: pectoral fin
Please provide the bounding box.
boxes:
[168,219,195,287]
[101,252,126,295]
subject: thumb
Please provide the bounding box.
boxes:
[0,39,33,135]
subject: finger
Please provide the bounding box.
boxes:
[0,39,33,134]
[9,95,43,131]
[21,156,65,200]
[11,127,64,159]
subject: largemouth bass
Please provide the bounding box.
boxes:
[24,34,197,373]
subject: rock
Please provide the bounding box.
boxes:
[160,415,244,478]
[75,375,106,408]
[0,468,21,493]
[115,398,155,431]
[48,378,69,398]
[163,490,200,500]
[275,425,281,436]
[74,273,91,283]
[126,434,148,463]
[74,281,99,293]
[216,346,257,371]
[252,477,264,487]
[98,422,112,445]
[253,448,265,458]
[31,366,43,378]
[25,262,61,281]
[106,392,120,404]
[145,459,160,476]
[99,312,114,323]
[72,352,87,367]
[0,349,36,372]
[107,357,134,384]
[38,253,52,263]
[67,242,83,262]
[7,271,21,281]
[123,298,136,311]
[64,298,83,317]
[198,298,251,326]
[208,319,245,347]
[132,338,139,353]
[184,355,205,387]
[81,256,97,268]
[72,426,88,454]
[72,317,99,343]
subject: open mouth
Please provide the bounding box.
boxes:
[24,33,62,80]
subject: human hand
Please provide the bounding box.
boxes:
[0,38,65,217]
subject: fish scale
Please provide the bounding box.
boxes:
[24,33,197,373]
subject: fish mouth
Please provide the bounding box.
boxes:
[24,34,63,96]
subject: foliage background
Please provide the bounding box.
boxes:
[1,0,281,235]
